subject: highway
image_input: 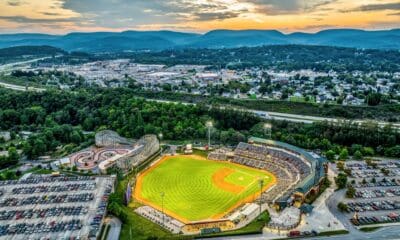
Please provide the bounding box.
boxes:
[0,80,398,130]
[0,81,45,92]
[206,226,400,240]
[148,99,400,131]
[0,56,53,73]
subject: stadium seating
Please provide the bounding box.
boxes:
[207,147,233,161]
[232,142,312,203]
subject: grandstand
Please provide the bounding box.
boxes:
[207,147,234,161]
[244,137,327,209]
[207,137,327,209]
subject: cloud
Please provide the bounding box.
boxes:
[194,11,243,21]
[40,12,63,16]
[6,0,26,7]
[0,0,399,33]
[0,15,78,24]
[57,0,247,28]
[347,3,400,12]
[239,0,338,15]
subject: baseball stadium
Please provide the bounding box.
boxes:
[132,137,328,235]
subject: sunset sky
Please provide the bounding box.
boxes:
[0,0,399,34]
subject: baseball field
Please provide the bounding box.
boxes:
[134,155,276,223]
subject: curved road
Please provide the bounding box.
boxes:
[106,217,121,240]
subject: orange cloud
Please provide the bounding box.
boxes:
[0,0,398,33]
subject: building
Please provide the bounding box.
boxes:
[247,137,327,209]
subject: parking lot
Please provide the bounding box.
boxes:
[344,160,400,227]
[0,175,115,239]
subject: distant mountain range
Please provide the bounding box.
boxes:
[0,29,399,52]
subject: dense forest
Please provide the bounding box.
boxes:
[0,46,66,65]
[0,88,399,163]
[0,46,65,58]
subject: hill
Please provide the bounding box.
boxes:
[0,29,399,52]
[0,45,65,57]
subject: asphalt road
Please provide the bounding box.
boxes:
[106,217,121,240]
[0,81,45,92]
[207,226,400,240]
[0,56,52,73]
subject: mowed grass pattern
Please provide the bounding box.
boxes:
[135,155,274,222]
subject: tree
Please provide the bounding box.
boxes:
[339,148,349,160]
[381,168,390,176]
[70,131,82,144]
[335,172,348,189]
[4,170,16,180]
[344,168,352,176]
[354,150,363,160]
[362,178,367,184]
[7,147,19,164]
[366,93,382,106]
[337,202,348,212]
[337,161,345,171]
[325,150,336,161]
[362,147,375,156]
[346,185,356,198]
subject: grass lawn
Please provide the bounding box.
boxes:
[317,230,349,236]
[135,155,275,222]
[197,211,269,238]
[117,171,187,240]
[359,226,381,232]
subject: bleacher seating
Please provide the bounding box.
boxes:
[207,147,233,161]
[232,142,312,202]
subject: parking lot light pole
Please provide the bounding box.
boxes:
[158,133,163,144]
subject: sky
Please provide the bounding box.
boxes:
[0,0,399,34]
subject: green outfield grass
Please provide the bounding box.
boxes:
[135,155,275,222]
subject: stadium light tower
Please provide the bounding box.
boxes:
[206,121,213,148]
[158,133,163,143]
[161,191,165,226]
[263,123,272,139]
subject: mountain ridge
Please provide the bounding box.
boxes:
[0,28,399,52]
